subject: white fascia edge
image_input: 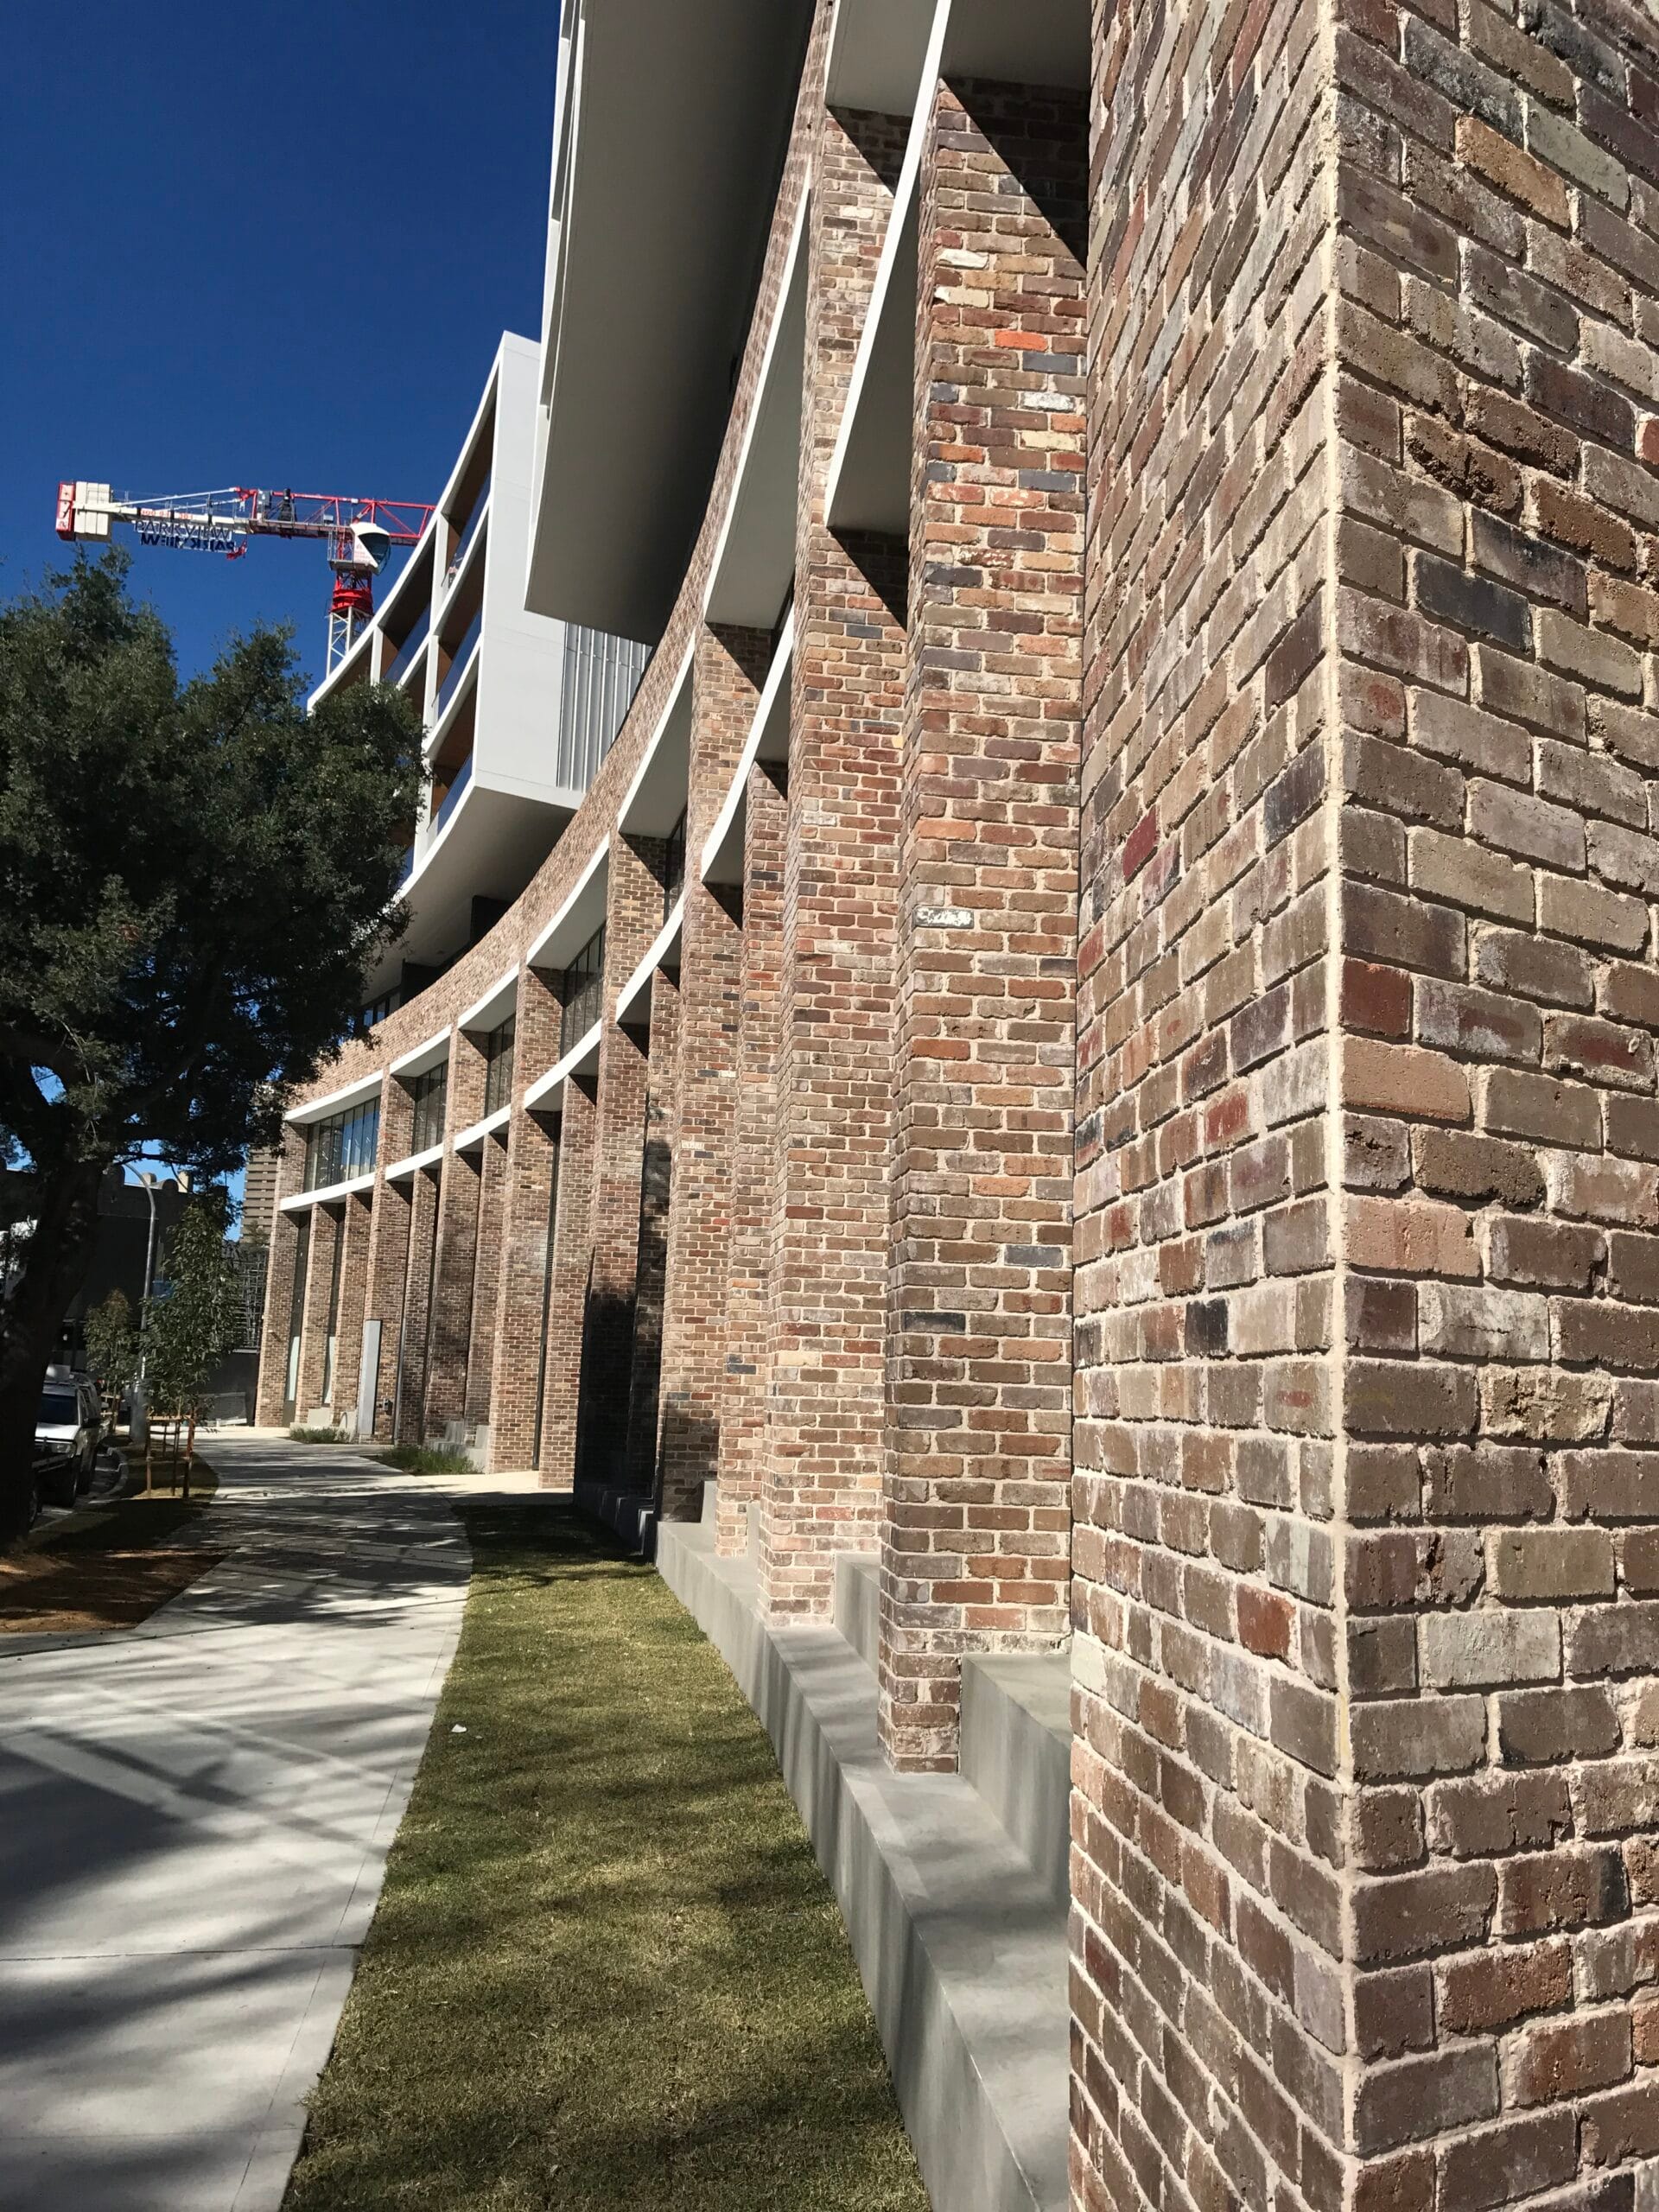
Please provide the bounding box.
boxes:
[390,1027,451,1079]
[459,966,518,1033]
[279,1168,377,1212]
[700,194,810,619]
[522,1019,601,1110]
[435,344,505,524]
[383,1140,447,1184]
[436,499,490,617]
[821,0,949,521]
[700,613,793,882]
[524,836,609,969]
[615,896,685,1026]
[423,636,483,760]
[615,638,696,835]
[284,1070,385,1126]
[453,1104,512,1153]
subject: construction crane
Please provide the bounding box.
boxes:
[55,480,437,673]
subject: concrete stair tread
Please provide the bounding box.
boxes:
[658,1519,1066,2212]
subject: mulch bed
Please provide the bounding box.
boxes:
[0,1487,224,1634]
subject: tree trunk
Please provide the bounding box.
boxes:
[0,1158,108,1547]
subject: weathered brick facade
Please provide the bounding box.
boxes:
[757,100,909,1620]
[882,76,1088,1770]
[255,3,1659,2203]
[655,626,768,1516]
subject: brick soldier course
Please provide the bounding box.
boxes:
[256,2,1659,2206]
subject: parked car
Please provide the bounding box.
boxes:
[45,1365,108,1450]
[34,1378,100,1508]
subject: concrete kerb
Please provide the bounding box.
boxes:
[652,1504,1068,2212]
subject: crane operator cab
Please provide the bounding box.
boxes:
[350,521,392,574]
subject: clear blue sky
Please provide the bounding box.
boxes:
[3,4,559,1217]
[2,3,560,690]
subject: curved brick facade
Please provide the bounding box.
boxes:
[259,3,1659,2207]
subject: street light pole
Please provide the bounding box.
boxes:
[138,1173,160,1373]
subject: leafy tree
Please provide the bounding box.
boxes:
[83,1287,139,1408]
[145,1194,240,1459]
[0,550,423,1541]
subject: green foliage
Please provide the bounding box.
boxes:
[373,1443,474,1475]
[83,1288,139,1400]
[144,1192,240,1421]
[0,548,424,1183]
[289,1424,350,1443]
[0,549,424,1541]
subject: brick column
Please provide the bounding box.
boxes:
[293,1203,340,1420]
[255,1124,305,1425]
[466,1133,508,1428]
[624,968,681,1491]
[392,1166,440,1444]
[1332,11,1659,2212]
[486,963,563,1472]
[655,624,770,1518]
[423,1152,480,1438]
[365,1077,414,1441]
[715,762,789,1554]
[330,1191,373,1432]
[1074,3,1659,2211]
[1069,0,1342,2203]
[423,1035,482,1437]
[537,1066,595,1489]
[575,834,663,1485]
[758,105,910,1617]
[880,78,1085,1773]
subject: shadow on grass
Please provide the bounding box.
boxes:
[283,1499,928,2212]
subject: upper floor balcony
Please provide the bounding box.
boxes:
[311,333,647,1020]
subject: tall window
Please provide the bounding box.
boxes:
[303,1099,379,1191]
[561,927,606,1057]
[408,1064,448,1153]
[481,1016,516,1116]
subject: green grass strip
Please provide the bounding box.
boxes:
[372,1443,477,1476]
[284,1501,929,2211]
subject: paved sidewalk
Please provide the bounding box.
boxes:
[0,1435,513,2211]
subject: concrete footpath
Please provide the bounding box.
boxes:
[0,1435,524,2212]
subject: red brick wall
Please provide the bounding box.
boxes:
[393,1166,441,1444]
[757,103,910,1618]
[424,1148,480,1437]
[575,833,663,1484]
[465,1133,507,1428]
[715,761,789,1554]
[1070,0,1341,2206]
[623,969,680,1491]
[1333,6,1659,2212]
[880,77,1086,1772]
[537,1067,595,1490]
[295,1202,340,1418]
[654,624,770,1517]
[486,963,563,1471]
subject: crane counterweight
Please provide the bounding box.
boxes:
[54,480,436,671]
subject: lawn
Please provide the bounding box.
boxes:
[283,1501,928,2212]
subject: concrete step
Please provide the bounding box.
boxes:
[961,1653,1072,1914]
[655,1518,1066,2212]
[833,1552,880,1674]
[573,1481,658,1557]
